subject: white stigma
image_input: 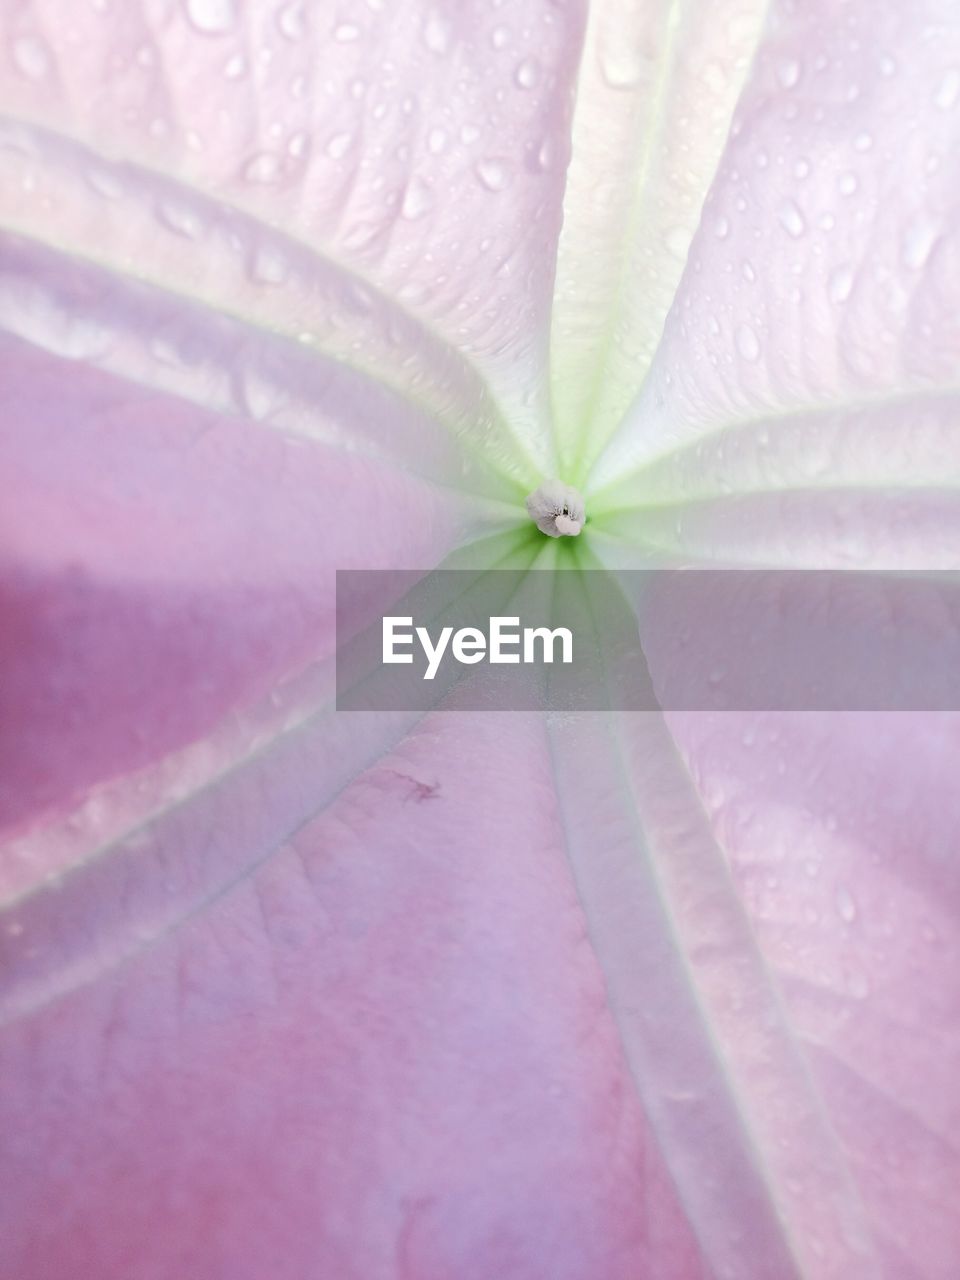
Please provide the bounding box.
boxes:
[525,479,585,538]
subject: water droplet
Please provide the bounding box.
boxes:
[776,57,801,89]
[459,123,480,145]
[600,46,644,90]
[325,132,353,159]
[935,68,959,110]
[735,323,760,362]
[793,158,810,179]
[422,11,451,54]
[277,1,304,40]
[475,157,509,191]
[238,368,282,421]
[427,127,448,155]
[157,199,202,239]
[149,335,183,367]
[514,56,541,89]
[742,260,756,283]
[901,215,939,270]
[87,167,124,200]
[534,136,555,171]
[334,21,361,42]
[490,24,510,50]
[879,53,896,77]
[714,215,729,238]
[778,198,806,237]
[249,242,289,285]
[243,152,281,184]
[700,60,728,93]
[185,0,237,35]
[223,52,247,79]
[838,171,858,196]
[835,884,857,923]
[847,971,870,999]
[665,227,691,261]
[13,35,51,80]
[15,289,113,361]
[853,131,873,152]
[401,175,433,220]
[827,264,854,303]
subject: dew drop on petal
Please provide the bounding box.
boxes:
[777,198,806,238]
[243,152,281,184]
[838,171,858,196]
[185,0,237,35]
[735,323,760,362]
[700,60,728,93]
[401,175,433,220]
[249,242,289,286]
[334,22,361,42]
[776,57,801,88]
[157,199,202,239]
[847,971,871,999]
[427,127,448,155]
[514,56,541,89]
[13,35,50,80]
[325,132,353,159]
[422,11,451,54]
[87,167,124,200]
[827,264,854,303]
[277,1,304,40]
[238,368,282,421]
[901,215,939,270]
[223,52,247,79]
[534,136,555,171]
[600,46,643,90]
[665,227,691,260]
[475,158,509,191]
[835,885,858,924]
[935,68,959,110]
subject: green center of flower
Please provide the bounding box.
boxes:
[525,480,586,538]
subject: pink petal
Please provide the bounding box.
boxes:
[0,712,705,1280]
[591,0,960,569]
[0,0,589,474]
[0,331,506,849]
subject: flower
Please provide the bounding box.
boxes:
[1,1,959,1277]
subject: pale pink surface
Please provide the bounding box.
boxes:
[1,1,960,1279]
